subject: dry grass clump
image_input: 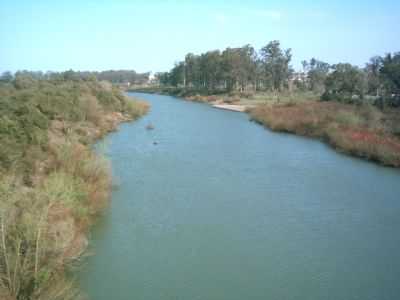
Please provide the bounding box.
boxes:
[0,177,84,300]
[0,137,113,299]
[249,101,400,167]
[48,138,112,216]
[123,98,149,119]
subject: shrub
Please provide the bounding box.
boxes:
[0,177,83,300]
[250,101,400,167]
[0,77,148,299]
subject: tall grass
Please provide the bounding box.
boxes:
[0,176,83,300]
[249,101,400,167]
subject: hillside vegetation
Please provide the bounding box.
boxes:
[0,75,148,299]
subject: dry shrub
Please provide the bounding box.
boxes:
[0,77,149,299]
[206,95,218,102]
[80,94,104,126]
[124,98,149,119]
[225,97,241,104]
[0,136,113,299]
[48,138,112,216]
[0,177,83,300]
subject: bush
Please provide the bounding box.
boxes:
[250,101,400,167]
[0,76,148,299]
[0,177,83,300]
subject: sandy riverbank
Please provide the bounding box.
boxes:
[211,104,247,112]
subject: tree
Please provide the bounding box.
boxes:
[322,63,367,103]
[237,45,257,91]
[185,53,201,88]
[221,48,242,91]
[62,69,80,81]
[155,72,170,86]
[303,58,330,93]
[0,71,13,83]
[380,53,400,94]
[169,62,185,87]
[365,56,383,96]
[201,50,222,90]
[220,45,257,92]
[260,40,292,91]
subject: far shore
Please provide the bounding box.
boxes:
[128,87,400,168]
[211,103,246,112]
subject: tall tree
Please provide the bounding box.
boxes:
[260,40,292,91]
[322,63,367,103]
[303,58,330,93]
[365,56,383,96]
[169,62,185,87]
[380,52,400,95]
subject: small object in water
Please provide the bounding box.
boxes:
[153,141,158,145]
[146,123,154,130]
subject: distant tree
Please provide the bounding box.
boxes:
[260,40,292,91]
[202,50,223,90]
[380,52,400,94]
[302,58,330,93]
[365,56,383,97]
[322,63,367,103]
[185,53,201,88]
[14,70,44,80]
[0,71,13,83]
[169,62,185,87]
[155,72,170,86]
[62,69,80,81]
[220,45,257,92]
[237,45,257,91]
[13,72,37,89]
[221,47,242,91]
[378,52,400,106]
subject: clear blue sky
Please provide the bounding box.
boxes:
[1,0,399,73]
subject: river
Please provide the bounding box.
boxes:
[79,93,400,300]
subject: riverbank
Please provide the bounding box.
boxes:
[249,102,400,167]
[0,79,148,299]
[212,104,246,112]
[131,87,400,167]
[81,92,400,300]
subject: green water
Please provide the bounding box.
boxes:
[79,93,400,300]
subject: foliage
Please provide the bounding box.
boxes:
[0,76,148,299]
[260,40,292,91]
[0,77,147,173]
[380,52,400,100]
[2,70,150,85]
[154,41,399,109]
[322,63,367,103]
[322,52,400,107]
[301,58,330,93]
[249,102,400,167]
[159,40,292,92]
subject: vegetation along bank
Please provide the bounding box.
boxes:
[132,40,400,167]
[0,73,148,299]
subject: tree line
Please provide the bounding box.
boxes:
[0,69,150,85]
[156,41,400,106]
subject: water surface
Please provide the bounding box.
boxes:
[79,93,400,300]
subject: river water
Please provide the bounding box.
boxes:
[79,93,400,300]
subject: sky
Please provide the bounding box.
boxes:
[1,0,399,73]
